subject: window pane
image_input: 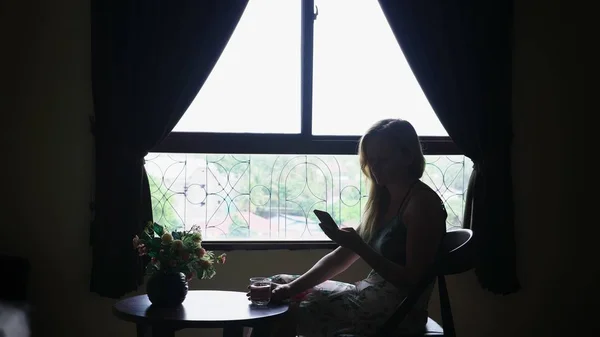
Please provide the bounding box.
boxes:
[173,0,301,133]
[145,153,472,241]
[312,0,447,136]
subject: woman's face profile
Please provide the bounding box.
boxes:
[365,135,410,185]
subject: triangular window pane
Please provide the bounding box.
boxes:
[312,0,448,136]
[173,0,301,133]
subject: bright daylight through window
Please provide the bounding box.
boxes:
[147,0,470,242]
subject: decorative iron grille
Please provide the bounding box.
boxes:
[145,153,472,240]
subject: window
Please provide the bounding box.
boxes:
[149,0,466,248]
[172,0,301,134]
[311,0,447,136]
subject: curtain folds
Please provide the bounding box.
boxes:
[90,0,248,298]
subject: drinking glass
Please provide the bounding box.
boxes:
[249,277,272,306]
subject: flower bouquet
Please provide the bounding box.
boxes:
[133,222,226,307]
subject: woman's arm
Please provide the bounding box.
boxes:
[355,192,446,288]
[288,246,360,294]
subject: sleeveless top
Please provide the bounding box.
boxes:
[362,182,446,332]
[368,182,418,265]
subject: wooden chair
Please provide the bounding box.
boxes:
[338,228,474,337]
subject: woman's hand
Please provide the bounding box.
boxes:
[318,225,366,253]
[270,283,293,303]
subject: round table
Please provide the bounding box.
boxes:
[113,290,289,337]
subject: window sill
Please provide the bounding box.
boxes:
[201,240,338,251]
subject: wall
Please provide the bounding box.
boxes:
[1,0,591,336]
[427,2,592,336]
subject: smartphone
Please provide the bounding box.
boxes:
[313,209,339,231]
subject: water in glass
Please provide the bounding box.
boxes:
[249,277,271,306]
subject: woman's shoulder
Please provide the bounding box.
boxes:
[404,182,447,220]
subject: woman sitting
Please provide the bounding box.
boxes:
[252,118,447,337]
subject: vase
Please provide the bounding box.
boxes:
[146,271,189,307]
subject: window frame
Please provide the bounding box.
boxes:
[151,0,461,251]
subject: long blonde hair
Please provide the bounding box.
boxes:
[357,119,425,242]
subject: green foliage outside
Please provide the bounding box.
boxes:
[147,173,183,233]
[227,212,259,238]
[147,154,471,238]
[206,154,367,231]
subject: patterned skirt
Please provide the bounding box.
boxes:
[269,273,429,337]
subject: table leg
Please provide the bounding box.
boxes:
[136,324,175,337]
[223,325,244,337]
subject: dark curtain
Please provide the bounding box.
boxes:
[378,0,520,294]
[90,0,248,298]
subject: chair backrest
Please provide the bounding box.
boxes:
[438,228,474,276]
[377,229,474,336]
